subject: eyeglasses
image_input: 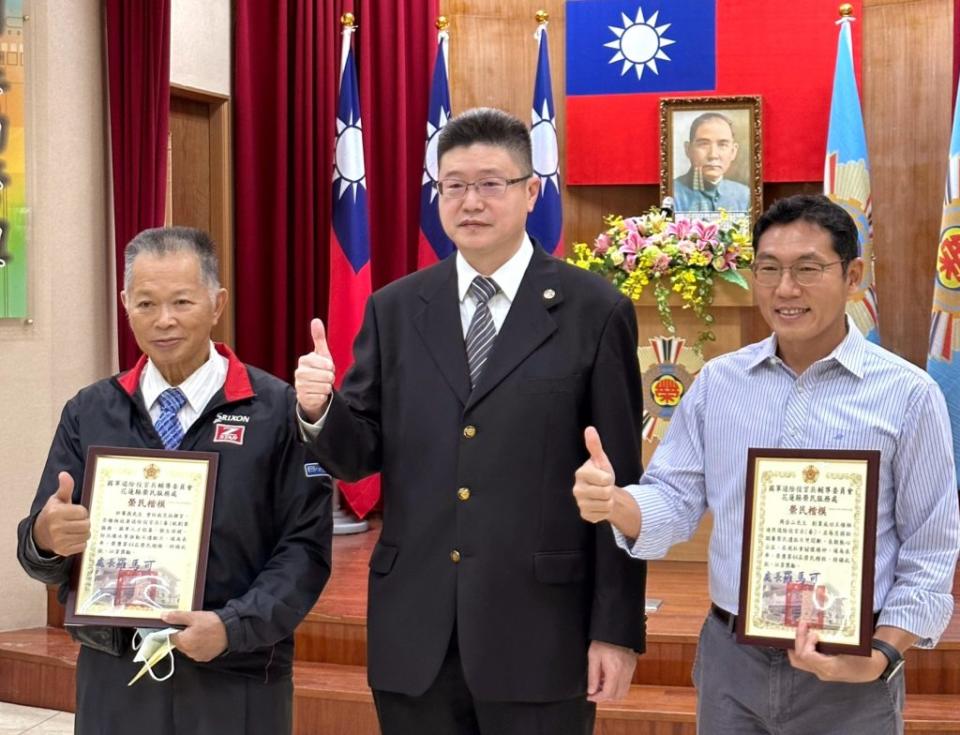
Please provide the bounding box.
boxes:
[752,260,846,287]
[436,175,531,199]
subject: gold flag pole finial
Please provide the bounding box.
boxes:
[536,10,549,24]
[341,12,356,29]
[436,15,450,31]
[838,4,853,18]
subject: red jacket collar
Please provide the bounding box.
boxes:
[116,343,255,403]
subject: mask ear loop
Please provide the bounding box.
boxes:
[146,632,176,683]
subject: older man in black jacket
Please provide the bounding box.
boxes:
[17,227,332,735]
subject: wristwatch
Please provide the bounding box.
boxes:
[871,638,904,682]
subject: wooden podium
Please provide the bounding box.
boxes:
[634,270,759,561]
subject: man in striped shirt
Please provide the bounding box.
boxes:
[573,194,959,734]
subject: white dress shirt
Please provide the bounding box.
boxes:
[141,342,228,433]
[455,234,533,336]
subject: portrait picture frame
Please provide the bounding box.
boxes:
[64,445,219,628]
[736,448,879,656]
[659,95,763,223]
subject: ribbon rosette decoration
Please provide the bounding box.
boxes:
[569,208,753,352]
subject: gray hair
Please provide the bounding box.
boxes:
[123,227,221,292]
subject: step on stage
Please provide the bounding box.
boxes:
[2,522,958,734]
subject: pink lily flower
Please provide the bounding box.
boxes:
[594,232,612,254]
[666,218,694,239]
[694,220,719,242]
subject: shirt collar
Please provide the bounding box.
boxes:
[456,234,534,304]
[746,315,866,378]
[141,342,228,411]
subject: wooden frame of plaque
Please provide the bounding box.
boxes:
[737,448,879,656]
[64,445,218,628]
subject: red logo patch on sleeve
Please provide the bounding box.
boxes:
[213,424,245,445]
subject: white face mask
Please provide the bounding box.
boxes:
[130,627,179,684]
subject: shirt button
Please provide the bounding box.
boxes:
[463,425,477,439]
[450,549,461,563]
[458,487,471,501]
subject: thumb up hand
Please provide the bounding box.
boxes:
[33,472,90,557]
[585,426,614,475]
[311,318,331,359]
[295,318,337,423]
[573,427,618,524]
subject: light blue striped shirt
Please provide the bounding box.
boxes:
[616,321,960,646]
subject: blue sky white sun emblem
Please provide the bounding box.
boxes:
[333,110,366,201]
[605,6,675,80]
[421,106,450,203]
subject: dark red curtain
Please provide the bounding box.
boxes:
[105,0,172,370]
[233,1,437,380]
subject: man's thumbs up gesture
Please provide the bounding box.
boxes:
[33,472,90,557]
[295,318,336,423]
[572,427,641,538]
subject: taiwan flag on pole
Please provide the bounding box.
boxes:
[823,10,879,343]
[417,22,455,268]
[329,19,379,519]
[528,14,563,254]
[927,77,960,481]
[565,1,860,184]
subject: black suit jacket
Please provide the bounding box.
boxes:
[310,244,646,701]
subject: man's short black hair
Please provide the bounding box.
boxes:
[688,112,736,142]
[753,194,859,265]
[437,107,533,173]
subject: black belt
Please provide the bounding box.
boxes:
[710,602,880,631]
[710,603,737,630]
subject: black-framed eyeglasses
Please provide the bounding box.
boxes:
[751,260,846,287]
[436,175,531,199]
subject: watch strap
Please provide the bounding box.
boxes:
[871,638,904,681]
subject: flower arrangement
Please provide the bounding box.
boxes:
[568,208,754,352]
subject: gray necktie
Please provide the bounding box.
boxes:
[465,276,500,389]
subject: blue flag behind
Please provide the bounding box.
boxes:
[565,1,716,96]
[417,32,455,267]
[823,16,880,343]
[329,25,380,519]
[331,42,371,273]
[528,22,562,254]
[927,79,960,480]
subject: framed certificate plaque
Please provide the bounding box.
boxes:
[736,448,879,656]
[65,446,218,627]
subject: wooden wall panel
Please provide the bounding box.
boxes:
[442,0,952,366]
[169,87,235,346]
[864,0,952,366]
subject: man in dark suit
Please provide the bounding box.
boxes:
[295,107,646,735]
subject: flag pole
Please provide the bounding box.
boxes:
[437,15,449,75]
[339,12,355,77]
[417,15,455,267]
[331,10,370,536]
[528,9,563,254]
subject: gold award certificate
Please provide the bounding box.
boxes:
[65,446,218,628]
[736,448,879,656]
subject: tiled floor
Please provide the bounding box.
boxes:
[0,702,74,734]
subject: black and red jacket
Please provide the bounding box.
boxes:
[17,344,332,681]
